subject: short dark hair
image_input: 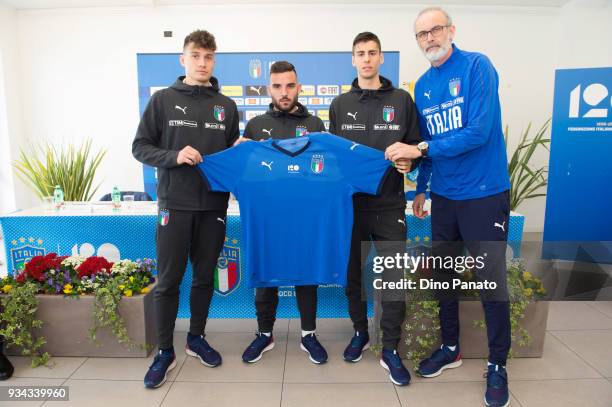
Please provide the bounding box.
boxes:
[270,61,297,76]
[352,32,381,53]
[183,30,217,51]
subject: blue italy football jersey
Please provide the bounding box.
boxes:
[198,132,392,287]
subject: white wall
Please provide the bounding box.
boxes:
[2,1,611,231]
[0,4,20,214]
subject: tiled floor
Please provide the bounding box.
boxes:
[3,302,612,407]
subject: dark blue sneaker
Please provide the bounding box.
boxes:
[418,345,462,378]
[185,333,222,367]
[300,333,328,364]
[144,349,176,388]
[343,331,370,362]
[242,333,275,363]
[485,364,510,407]
[380,349,411,386]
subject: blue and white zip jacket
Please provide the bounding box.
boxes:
[415,44,510,200]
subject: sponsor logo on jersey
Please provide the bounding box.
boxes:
[383,106,395,123]
[205,122,226,130]
[214,105,225,122]
[449,78,461,97]
[169,120,197,127]
[249,59,262,79]
[374,124,401,131]
[341,123,366,131]
[310,154,324,174]
[287,164,300,173]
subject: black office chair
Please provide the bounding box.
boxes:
[99,191,153,201]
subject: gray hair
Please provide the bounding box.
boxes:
[414,7,453,32]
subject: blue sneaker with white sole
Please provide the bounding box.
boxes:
[185,333,222,367]
[418,344,463,377]
[144,349,176,389]
[343,331,370,362]
[485,364,510,407]
[380,349,411,386]
[300,333,328,364]
[242,333,275,363]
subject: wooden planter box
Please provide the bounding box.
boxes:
[6,284,157,358]
[393,300,549,359]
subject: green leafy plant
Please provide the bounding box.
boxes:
[89,277,136,349]
[473,260,546,356]
[1,255,156,366]
[505,119,551,210]
[13,139,106,201]
[0,280,50,367]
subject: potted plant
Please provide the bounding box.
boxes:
[0,254,157,367]
[13,139,106,201]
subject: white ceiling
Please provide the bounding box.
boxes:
[0,0,577,10]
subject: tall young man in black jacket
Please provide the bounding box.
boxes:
[239,61,328,365]
[329,32,422,386]
[133,30,239,389]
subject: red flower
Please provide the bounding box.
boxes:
[15,270,27,283]
[77,256,113,279]
[22,252,68,282]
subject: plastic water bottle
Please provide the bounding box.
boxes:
[53,185,64,209]
[111,186,121,209]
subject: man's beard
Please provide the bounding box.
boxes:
[424,41,451,63]
[273,96,298,112]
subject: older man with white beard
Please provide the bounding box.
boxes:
[385,7,512,407]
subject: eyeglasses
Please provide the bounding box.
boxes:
[415,25,450,41]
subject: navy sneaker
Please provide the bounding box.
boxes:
[417,345,463,378]
[300,333,328,364]
[185,333,222,367]
[380,349,411,386]
[343,331,370,362]
[144,349,176,388]
[242,333,275,363]
[485,364,510,407]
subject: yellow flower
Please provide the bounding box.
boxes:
[537,287,547,294]
[118,284,125,290]
[124,289,133,297]
[129,276,134,283]
[141,287,149,294]
[63,284,73,294]
[523,271,533,281]
[2,285,12,293]
[523,288,533,297]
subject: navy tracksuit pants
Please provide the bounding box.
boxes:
[431,190,511,366]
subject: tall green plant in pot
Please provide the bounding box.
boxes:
[14,139,106,201]
[505,119,551,210]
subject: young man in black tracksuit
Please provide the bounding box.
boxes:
[133,30,239,389]
[238,61,329,365]
[329,32,422,386]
